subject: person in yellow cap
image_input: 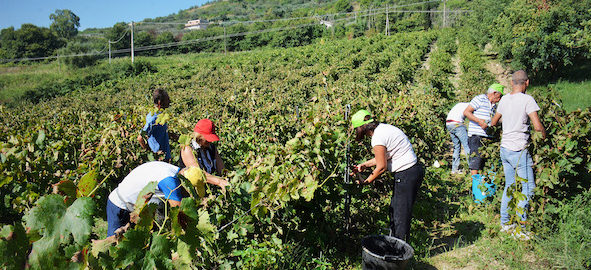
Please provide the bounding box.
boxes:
[350,109,424,242]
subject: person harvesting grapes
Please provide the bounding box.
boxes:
[106,161,205,237]
[137,88,172,161]
[446,102,471,174]
[463,83,504,199]
[179,119,229,191]
[490,70,546,239]
[350,110,424,242]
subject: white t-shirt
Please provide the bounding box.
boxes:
[108,161,180,211]
[446,102,469,123]
[371,123,417,172]
[497,93,540,151]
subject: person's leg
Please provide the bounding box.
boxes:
[456,126,470,167]
[107,199,130,237]
[447,125,461,172]
[500,147,517,226]
[515,149,535,222]
[468,135,483,175]
[390,163,423,242]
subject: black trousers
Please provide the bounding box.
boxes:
[389,162,424,242]
[468,135,486,170]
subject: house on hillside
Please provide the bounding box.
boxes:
[320,20,334,28]
[185,19,209,30]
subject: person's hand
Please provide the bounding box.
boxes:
[353,164,366,173]
[217,177,230,193]
[478,119,488,129]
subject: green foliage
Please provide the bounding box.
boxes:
[0,223,29,269]
[49,9,80,40]
[23,195,95,269]
[538,189,591,269]
[56,41,102,68]
[0,24,64,61]
[492,0,591,81]
[1,29,590,268]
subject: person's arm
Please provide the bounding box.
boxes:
[168,200,181,207]
[137,134,148,149]
[490,112,502,127]
[528,111,546,140]
[464,105,488,129]
[356,146,387,184]
[181,146,229,190]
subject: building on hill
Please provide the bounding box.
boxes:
[320,20,334,28]
[185,19,209,30]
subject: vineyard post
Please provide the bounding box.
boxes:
[344,104,351,231]
[385,5,389,36]
[224,25,227,55]
[130,21,135,63]
[108,40,111,64]
[443,0,447,28]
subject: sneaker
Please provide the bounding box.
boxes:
[500,224,516,233]
[511,230,532,241]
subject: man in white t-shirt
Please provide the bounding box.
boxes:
[490,70,546,238]
[106,161,187,237]
[446,102,470,174]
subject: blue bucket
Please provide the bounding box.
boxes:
[472,174,496,204]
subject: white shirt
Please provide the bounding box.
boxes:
[108,161,180,211]
[371,123,417,172]
[446,103,469,123]
[497,92,540,151]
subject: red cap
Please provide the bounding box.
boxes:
[194,119,220,142]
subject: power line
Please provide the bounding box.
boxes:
[0,1,471,63]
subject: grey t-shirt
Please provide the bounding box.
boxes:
[497,93,540,151]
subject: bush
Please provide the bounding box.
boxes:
[538,189,591,269]
[56,42,102,68]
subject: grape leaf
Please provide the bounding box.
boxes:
[0,223,29,270]
[23,195,95,268]
[112,228,151,268]
[77,170,98,197]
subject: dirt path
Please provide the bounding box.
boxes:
[486,59,512,88]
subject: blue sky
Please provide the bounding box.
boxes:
[0,0,210,30]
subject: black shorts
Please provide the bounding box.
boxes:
[468,135,486,170]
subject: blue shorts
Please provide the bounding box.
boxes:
[106,199,130,237]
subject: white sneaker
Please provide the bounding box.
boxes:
[500,224,516,233]
[512,230,532,241]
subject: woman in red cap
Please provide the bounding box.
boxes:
[179,119,229,190]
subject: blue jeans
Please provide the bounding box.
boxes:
[500,147,535,225]
[107,199,130,237]
[447,124,470,172]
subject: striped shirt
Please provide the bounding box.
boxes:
[467,94,495,137]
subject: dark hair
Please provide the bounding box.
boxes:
[153,88,170,108]
[355,117,379,141]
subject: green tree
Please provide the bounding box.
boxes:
[333,0,353,13]
[0,24,64,61]
[106,22,131,51]
[49,9,80,39]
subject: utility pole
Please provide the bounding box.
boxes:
[130,21,135,63]
[108,40,111,64]
[443,0,447,28]
[385,5,389,36]
[224,25,227,55]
